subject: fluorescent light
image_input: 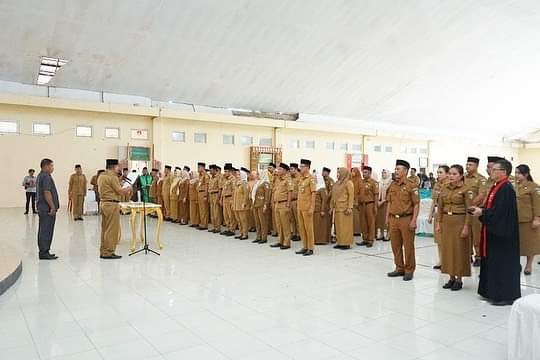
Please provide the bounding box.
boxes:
[36,56,69,85]
[37,74,53,84]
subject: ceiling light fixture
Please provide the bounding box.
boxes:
[36,56,68,85]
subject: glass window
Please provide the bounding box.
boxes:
[259,137,272,146]
[240,136,253,146]
[194,133,207,144]
[289,139,300,149]
[172,131,186,142]
[76,126,93,137]
[410,147,417,154]
[385,146,393,153]
[223,134,234,144]
[351,144,361,152]
[305,140,315,149]
[339,143,348,151]
[105,127,120,139]
[374,145,382,152]
[33,123,51,135]
[326,141,335,150]
[131,129,148,140]
[0,121,18,133]
[420,148,428,155]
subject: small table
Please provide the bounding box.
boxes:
[508,294,540,359]
[119,202,163,251]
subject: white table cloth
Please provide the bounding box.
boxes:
[416,198,433,235]
[84,190,98,215]
[508,294,540,360]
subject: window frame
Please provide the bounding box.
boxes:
[76,125,93,138]
[104,127,120,139]
[32,122,51,136]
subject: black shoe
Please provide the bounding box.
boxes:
[280,245,290,250]
[524,270,532,276]
[473,259,481,267]
[296,248,307,254]
[234,235,242,239]
[258,240,268,244]
[198,227,208,231]
[189,224,198,228]
[451,281,463,291]
[220,231,228,235]
[252,239,261,243]
[387,271,405,277]
[376,236,384,241]
[339,245,351,250]
[225,232,235,237]
[291,236,300,242]
[333,245,343,249]
[39,253,58,260]
[208,229,214,232]
[382,238,390,242]
[79,217,84,221]
[249,228,256,232]
[303,250,314,256]
[403,273,414,281]
[270,243,281,248]
[491,300,513,306]
[100,254,122,259]
[239,236,248,240]
[433,265,442,270]
[356,241,368,246]
[271,233,278,237]
[365,242,373,248]
[442,279,455,289]
[24,211,29,215]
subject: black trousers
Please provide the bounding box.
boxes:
[25,192,36,213]
[38,211,56,255]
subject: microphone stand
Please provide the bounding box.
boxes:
[129,182,160,256]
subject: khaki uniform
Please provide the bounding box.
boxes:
[314,188,330,244]
[169,177,181,221]
[407,175,421,188]
[222,175,237,232]
[297,173,317,250]
[197,172,210,229]
[209,174,222,231]
[273,174,293,246]
[431,180,444,244]
[156,179,163,208]
[289,175,300,238]
[516,182,540,256]
[464,172,488,259]
[387,179,420,273]
[331,180,355,246]
[178,180,189,224]
[233,180,251,237]
[161,174,173,218]
[437,182,472,277]
[360,177,379,243]
[324,176,335,238]
[267,170,276,235]
[68,173,87,219]
[149,176,158,203]
[120,175,131,202]
[97,170,123,257]
[90,174,101,207]
[252,182,271,241]
[188,181,200,226]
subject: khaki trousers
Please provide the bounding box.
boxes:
[275,204,291,246]
[298,209,315,250]
[189,201,199,226]
[223,197,237,231]
[470,217,482,259]
[272,206,278,236]
[100,202,120,257]
[162,195,170,218]
[235,210,249,236]
[170,198,179,221]
[361,203,376,243]
[210,193,221,231]
[389,216,416,273]
[253,207,268,241]
[289,200,298,236]
[72,194,85,218]
[197,193,209,228]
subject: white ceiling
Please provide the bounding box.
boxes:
[1,0,540,139]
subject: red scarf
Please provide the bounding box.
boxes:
[480,176,509,257]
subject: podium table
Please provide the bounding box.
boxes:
[119,202,163,251]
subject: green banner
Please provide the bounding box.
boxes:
[130,146,150,161]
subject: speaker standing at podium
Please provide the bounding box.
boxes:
[98,159,131,259]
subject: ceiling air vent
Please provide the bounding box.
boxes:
[232,110,298,121]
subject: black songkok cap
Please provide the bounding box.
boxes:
[363,166,372,172]
[164,165,172,170]
[268,162,276,168]
[151,168,159,172]
[300,159,311,166]
[289,163,299,169]
[279,163,290,171]
[467,157,480,164]
[106,159,118,167]
[183,166,190,172]
[198,162,206,167]
[487,156,504,163]
[224,164,233,170]
[241,167,250,173]
[175,166,181,171]
[396,159,410,169]
[322,167,331,173]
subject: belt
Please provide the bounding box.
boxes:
[291,198,297,201]
[198,190,206,193]
[442,211,465,215]
[209,191,219,194]
[391,213,412,219]
[224,195,232,198]
[362,201,375,205]
[102,200,119,203]
[277,200,288,203]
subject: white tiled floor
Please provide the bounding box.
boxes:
[1,207,539,360]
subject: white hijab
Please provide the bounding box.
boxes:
[251,171,268,202]
[189,171,198,184]
[315,171,326,191]
[240,171,248,182]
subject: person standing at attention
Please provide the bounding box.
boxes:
[313,172,330,245]
[270,163,293,250]
[408,168,421,188]
[68,164,87,221]
[197,162,210,230]
[36,159,59,260]
[161,165,173,220]
[465,156,488,267]
[376,169,392,241]
[386,160,420,281]
[138,167,152,203]
[428,165,449,270]
[295,159,317,256]
[233,169,251,240]
[98,159,131,259]
[251,170,271,244]
[331,167,355,250]
[514,164,540,275]
[22,168,37,214]
[358,166,378,248]
[90,169,105,212]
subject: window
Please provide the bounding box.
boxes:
[105,127,120,139]
[259,137,272,146]
[305,140,315,149]
[351,144,361,152]
[339,143,348,151]
[289,139,300,149]
[194,132,207,144]
[223,134,235,145]
[420,148,428,155]
[33,123,51,135]
[385,146,393,153]
[131,129,148,140]
[76,125,93,137]
[172,131,185,142]
[410,147,417,154]
[0,121,18,134]
[326,141,335,150]
[374,145,382,152]
[240,136,253,146]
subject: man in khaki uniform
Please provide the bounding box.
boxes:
[149,168,159,203]
[357,166,379,247]
[289,163,300,242]
[267,163,278,237]
[120,168,131,202]
[208,165,222,233]
[270,163,293,250]
[216,165,224,229]
[196,162,210,230]
[323,167,335,242]
[161,165,173,220]
[98,159,131,259]
[295,159,317,256]
[386,159,420,281]
[407,168,421,188]
[68,164,87,221]
[221,164,237,236]
[464,156,488,267]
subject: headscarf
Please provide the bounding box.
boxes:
[180,170,190,182]
[332,167,351,198]
[251,171,268,203]
[315,172,326,191]
[240,171,248,182]
[189,171,198,184]
[351,167,362,198]
[379,169,392,201]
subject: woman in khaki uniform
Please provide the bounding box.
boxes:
[251,171,270,243]
[246,170,257,232]
[177,170,190,225]
[435,165,471,291]
[515,164,540,275]
[331,168,355,249]
[188,172,200,227]
[169,168,181,223]
[376,169,392,241]
[428,165,449,270]
[314,172,330,245]
[351,167,363,236]
[233,170,251,240]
